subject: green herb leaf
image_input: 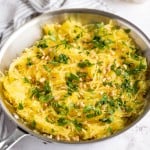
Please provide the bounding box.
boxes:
[26,58,33,66]
[99,118,112,124]
[49,35,56,41]
[99,94,108,105]
[124,28,131,33]
[43,81,51,94]
[31,120,36,128]
[77,60,93,68]
[51,101,69,115]
[37,41,48,48]
[66,73,79,95]
[39,94,53,102]
[83,105,94,113]
[18,103,24,110]
[52,54,69,64]
[57,117,68,126]
[73,120,83,131]
[92,36,106,49]
[83,105,101,118]
[36,51,43,58]
[23,77,30,83]
[76,71,87,79]
[43,65,51,72]
[31,87,40,98]
[111,63,122,76]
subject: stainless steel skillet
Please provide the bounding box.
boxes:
[0,8,150,150]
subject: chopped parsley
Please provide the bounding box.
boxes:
[99,118,112,124]
[126,61,146,75]
[124,28,131,33]
[30,120,36,129]
[51,101,69,115]
[23,77,30,83]
[57,117,68,126]
[18,103,24,110]
[77,59,93,68]
[43,65,51,72]
[66,73,79,95]
[76,71,87,80]
[49,35,56,41]
[95,94,109,106]
[83,105,101,118]
[36,51,43,58]
[31,81,53,102]
[111,63,122,76]
[73,120,83,131]
[52,54,69,64]
[121,79,139,94]
[37,40,48,48]
[26,58,33,66]
[92,36,106,49]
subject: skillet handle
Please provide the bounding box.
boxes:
[0,128,28,150]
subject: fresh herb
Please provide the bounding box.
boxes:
[130,53,140,60]
[66,73,79,95]
[73,120,83,131]
[43,81,51,94]
[125,61,146,75]
[87,88,94,92]
[37,40,48,48]
[76,71,87,80]
[52,54,69,64]
[36,51,43,58]
[74,33,82,40]
[107,127,113,134]
[49,35,56,41]
[23,77,30,83]
[95,94,109,106]
[83,105,94,113]
[45,116,51,123]
[26,58,33,66]
[97,61,103,66]
[39,94,53,102]
[116,98,123,107]
[95,22,104,28]
[115,68,122,75]
[51,101,69,115]
[43,65,51,72]
[111,63,122,76]
[77,59,93,68]
[124,28,131,33]
[30,120,36,128]
[121,79,131,93]
[83,105,101,118]
[31,81,53,102]
[108,108,115,115]
[99,118,112,124]
[125,106,133,112]
[121,79,139,94]
[61,39,71,48]
[18,103,24,110]
[132,80,139,94]
[103,81,113,87]
[57,117,68,126]
[86,109,101,118]
[31,87,40,98]
[92,36,106,49]
[108,100,115,107]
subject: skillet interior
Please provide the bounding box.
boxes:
[0,9,150,144]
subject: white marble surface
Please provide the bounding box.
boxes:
[4,0,150,150]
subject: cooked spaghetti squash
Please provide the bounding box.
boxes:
[0,20,149,141]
